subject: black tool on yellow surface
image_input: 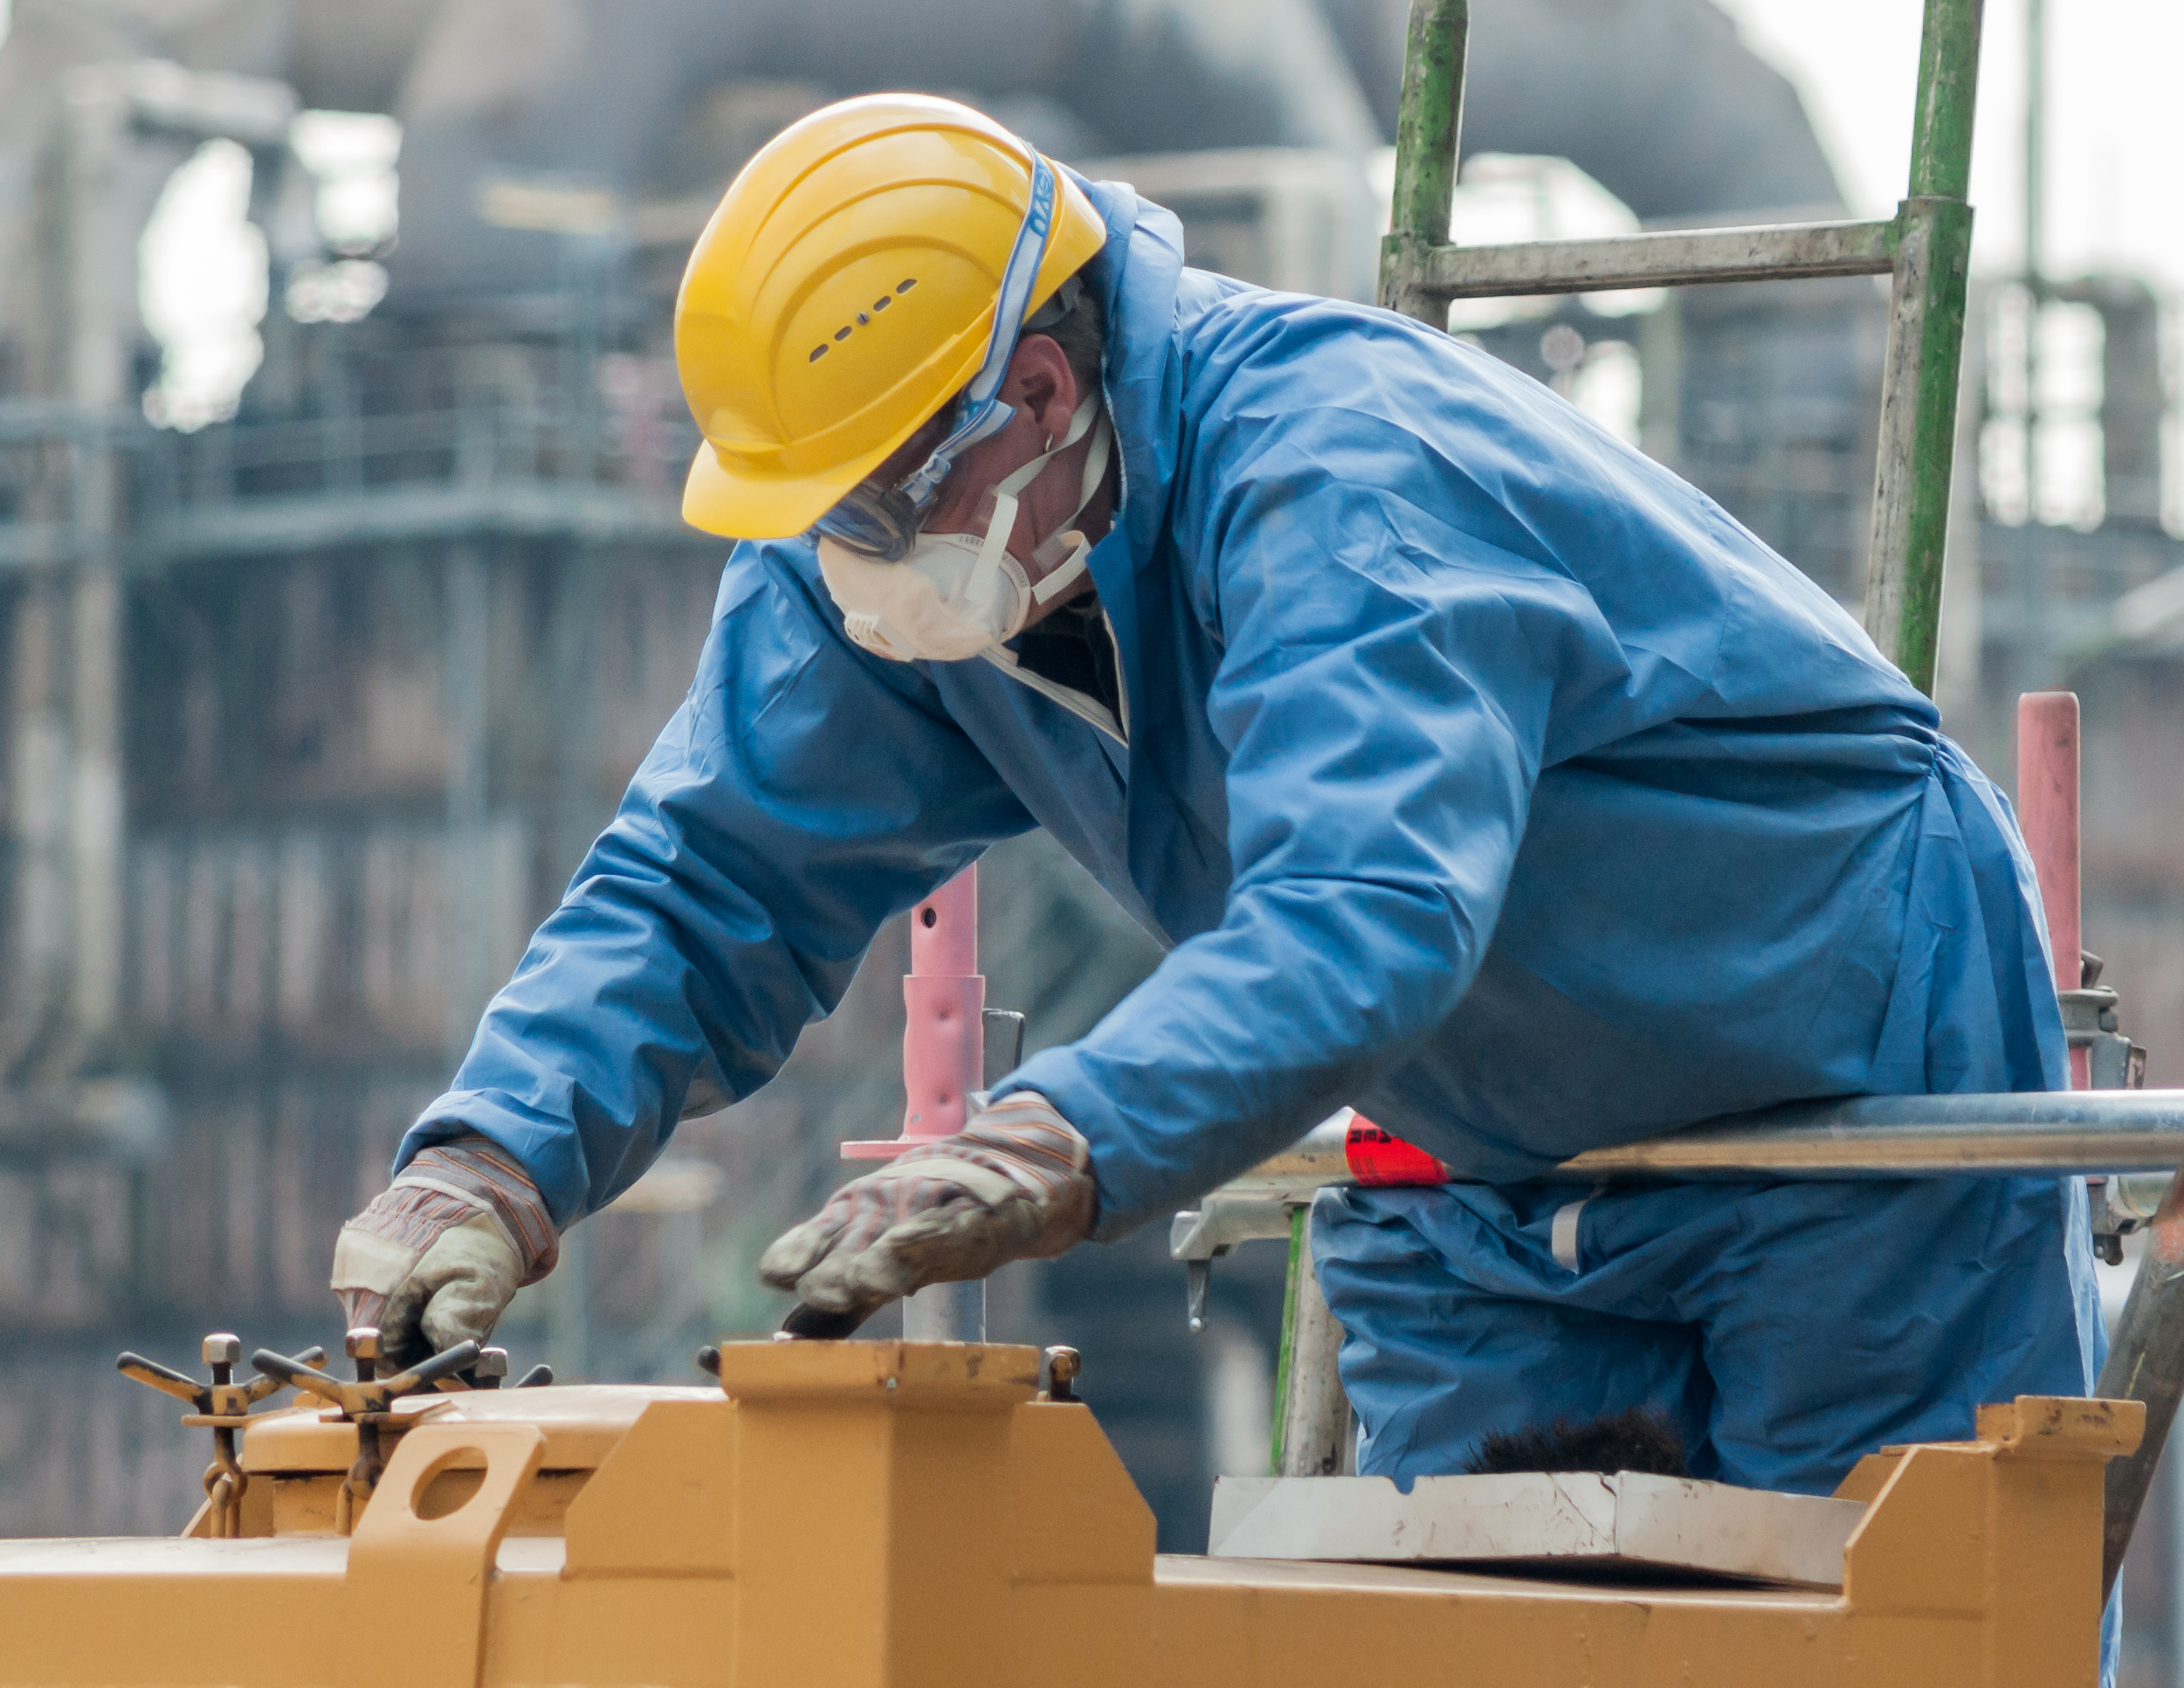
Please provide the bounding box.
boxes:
[778,1302,868,1340]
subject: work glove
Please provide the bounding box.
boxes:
[760,1092,1097,1332]
[331,1134,560,1374]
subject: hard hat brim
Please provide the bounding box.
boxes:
[681,433,903,541]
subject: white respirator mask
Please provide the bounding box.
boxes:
[817,394,1113,664]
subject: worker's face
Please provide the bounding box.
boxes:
[910,336,1114,624]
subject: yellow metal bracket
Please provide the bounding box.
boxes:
[1975,1394,2145,1460]
[340,1421,547,1688]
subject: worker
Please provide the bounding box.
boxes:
[331,96,2102,1505]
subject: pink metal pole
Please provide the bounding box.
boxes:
[838,866,991,1340]
[899,866,986,1140]
[841,866,987,1159]
[2017,692,2087,1088]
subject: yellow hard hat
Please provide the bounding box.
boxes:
[674,93,1108,541]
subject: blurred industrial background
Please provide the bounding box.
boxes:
[0,0,2179,1671]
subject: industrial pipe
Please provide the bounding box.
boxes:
[1216,1092,2184,1204]
[898,867,986,1145]
[1555,1091,2184,1179]
[842,866,986,1160]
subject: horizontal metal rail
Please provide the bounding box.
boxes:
[0,521,75,571]
[0,397,122,441]
[125,480,701,568]
[1563,1090,2184,1178]
[1221,1090,2184,1202]
[1420,217,1896,300]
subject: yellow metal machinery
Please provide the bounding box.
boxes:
[0,1338,2139,1686]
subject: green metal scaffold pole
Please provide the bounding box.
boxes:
[1864,0,1985,694]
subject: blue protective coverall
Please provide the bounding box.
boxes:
[405,177,2102,1499]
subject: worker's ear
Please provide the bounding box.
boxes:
[1005,334,1079,446]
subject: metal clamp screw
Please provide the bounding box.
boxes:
[115,1333,327,1538]
[1038,1346,1081,1403]
[251,1326,483,1534]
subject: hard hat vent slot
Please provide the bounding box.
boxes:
[815,286,916,367]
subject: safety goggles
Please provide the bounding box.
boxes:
[811,151,1063,561]
[810,446,942,562]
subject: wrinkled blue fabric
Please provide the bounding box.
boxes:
[405,177,2077,1229]
[1312,734,2105,1680]
[1315,1172,2102,1492]
[1320,731,2101,1539]
[1318,740,2103,1472]
[1318,1166,2114,1686]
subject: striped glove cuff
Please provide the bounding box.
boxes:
[914,1092,1091,1205]
[393,1134,561,1285]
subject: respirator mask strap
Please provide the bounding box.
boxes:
[1028,413,1113,606]
[961,391,1103,612]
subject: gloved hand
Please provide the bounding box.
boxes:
[760,1092,1096,1330]
[331,1134,560,1373]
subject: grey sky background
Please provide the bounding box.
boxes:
[1720,0,2181,287]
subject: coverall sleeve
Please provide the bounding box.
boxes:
[401,542,1033,1227]
[1003,329,1606,1237]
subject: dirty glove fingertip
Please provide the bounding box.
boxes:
[758,1223,835,1290]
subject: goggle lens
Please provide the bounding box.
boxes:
[811,479,931,561]
[810,403,964,559]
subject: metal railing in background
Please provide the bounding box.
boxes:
[0,348,702,577]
